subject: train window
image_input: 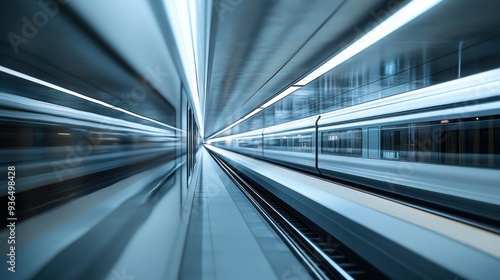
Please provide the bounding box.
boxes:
[212,139,231,148]
[292,134,312,153]
[380,116,499,168]
[380,125,412,160]
[0,124,91,148]
[237,137,262,149]
[321,129,362,156]
[0,124,37,148]
[436,118,498,167]
[414,123,433,162]
[264,134,312,153]
[264,136,283,149]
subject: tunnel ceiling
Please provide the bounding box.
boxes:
[203,0,500,138]
[204,0,394,138]
[3,1,500,137]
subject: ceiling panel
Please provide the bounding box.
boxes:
[204,0,393,137]
[210,0,500,137]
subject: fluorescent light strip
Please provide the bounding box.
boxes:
[208,85,298,138]
[243,108,263,120]
[165,0,205,138]
[295,0,442,86]
[206,134,233,144]
[209,108,263,138]
[209,86,296,138]
[0,65,183,132]
[260,86,301,108]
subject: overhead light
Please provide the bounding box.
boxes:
[206,135,233,144]
[57,132,70,136]
[243,108,263,120]
[260,86,301,108]
[295,0,442,86]
[0,65,182,132]
[209,108,263,139]
[164,0,204,138]
[208,84,297,140]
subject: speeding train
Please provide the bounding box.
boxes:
[209,69,500,223]
[0,92,181,193]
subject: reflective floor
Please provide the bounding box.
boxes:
[0,147,309,280]
[180,149,311,280]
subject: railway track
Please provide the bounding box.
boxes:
[237,154,500,235]
[209,150,386,280]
